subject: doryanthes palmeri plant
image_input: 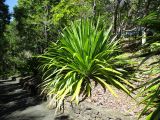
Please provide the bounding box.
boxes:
[138,64,160,120]
[38,18,133,112]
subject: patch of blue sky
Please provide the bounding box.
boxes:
[5,0,18,13]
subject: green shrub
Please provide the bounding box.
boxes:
[38,18,133,111]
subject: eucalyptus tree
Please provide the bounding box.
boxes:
[4,21,21,74]
[0,0,10,35]
[0,0,10,76]
[14,0,58,54]
[52,0,94,26]
[14,0,99,54]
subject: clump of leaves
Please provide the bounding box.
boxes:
[38,18,133,111]
[139,77,160,120]
[137,12,160,30]
[138,60,160,120]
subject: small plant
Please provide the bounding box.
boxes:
[138,64,160,120]
[38,18,133,111]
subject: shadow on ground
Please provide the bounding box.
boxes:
[55,115,72,120]
[0,77,43,120]
[0,77,72,120]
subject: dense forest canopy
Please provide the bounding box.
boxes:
[4,0,158,75]
[0,0,160,119]
[0,0,10,76]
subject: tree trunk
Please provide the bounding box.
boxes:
[142,29,147,45]
[142,0,151,45]
[113,0,119,34]
[44,6,48,46]
[93,0,96,18]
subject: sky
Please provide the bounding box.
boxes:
[5,0,18,13]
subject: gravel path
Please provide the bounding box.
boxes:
[86,84,143,117]
[0,76,144,120]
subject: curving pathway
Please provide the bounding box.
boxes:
[0,77,139,120]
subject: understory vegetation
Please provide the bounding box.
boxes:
[0,0,160,119]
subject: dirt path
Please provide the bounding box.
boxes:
[0,77,55,120]
[0,77,141,120]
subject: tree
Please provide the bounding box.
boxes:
[0,0,10,35]
[14,0,60,54]
[0,0,10,76]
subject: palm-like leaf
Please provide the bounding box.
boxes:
[38,18,132,111]
[138,76,160,120]
[138,63,160,120]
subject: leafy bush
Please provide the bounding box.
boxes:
[39,18,133,110]
[137,12,160,31]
